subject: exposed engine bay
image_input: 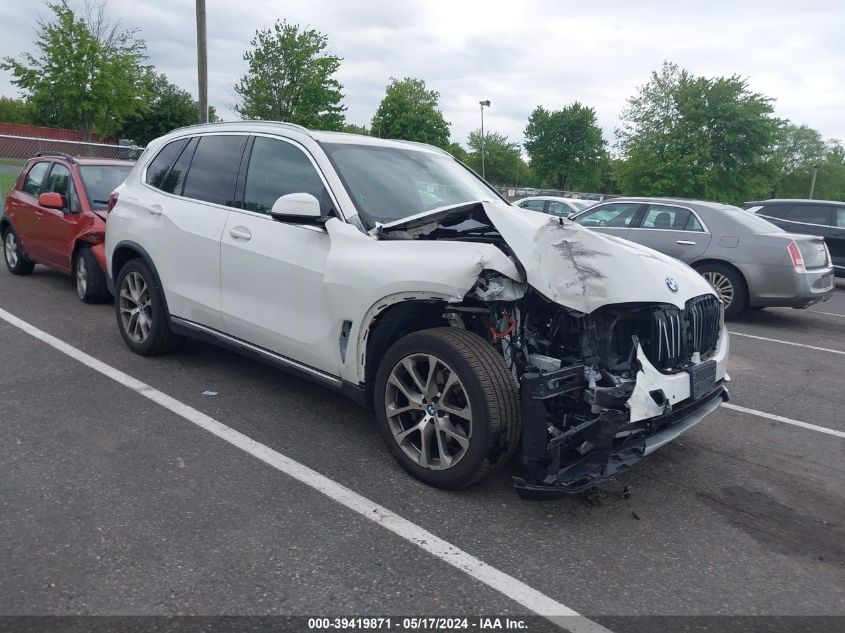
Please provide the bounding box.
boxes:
[376,201,729,497]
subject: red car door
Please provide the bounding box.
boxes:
[8,161,51,262]
[37,162,80,272]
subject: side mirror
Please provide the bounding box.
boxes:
[38,192,64,209]
[270,193,323,224]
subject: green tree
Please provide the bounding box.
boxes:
[776,138,845,200]
[341,123,369,135]
[618,61,781,203]
[465,129,522,185]
[120,72,218,145]
[235,20,345,130]
[371,77,450,148]
[1,1,150,140]
[0,97,33,124]
[523,103,605,191]
[446,142,469,163]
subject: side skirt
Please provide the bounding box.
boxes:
[169,316,367,407]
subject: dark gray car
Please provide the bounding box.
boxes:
[744,199,845,277]
[568,197,835,318]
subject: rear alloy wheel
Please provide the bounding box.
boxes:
[698,263,747,319]
[3,227,35,275]
[74,246,109,303]
[115,258,182,355]
[374,327,520,489]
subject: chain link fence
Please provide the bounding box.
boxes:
[495,186,611,202]
[0,134,144,197]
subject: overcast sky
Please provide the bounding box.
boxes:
[2,0,844,148]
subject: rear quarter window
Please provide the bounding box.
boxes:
[146,139,189,190]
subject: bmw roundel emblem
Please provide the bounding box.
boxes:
[665,277,679,293]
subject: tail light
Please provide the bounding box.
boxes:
[107,192,119,213]
[824,242,832,267]
[787,240,805,271]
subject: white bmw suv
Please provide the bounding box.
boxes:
[105,122,729,498]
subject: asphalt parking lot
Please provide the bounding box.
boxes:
[1,268,844,632]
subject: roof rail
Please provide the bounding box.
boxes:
[35,151,76,163]
[168,120,314,139]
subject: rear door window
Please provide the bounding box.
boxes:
[640,204,702,231]
[242,136,328,215]
[574,202,641,228]
[547,201,571,217]
[146,138,189,189]
[835,208,845,228]
[21,162,50,197]
[182,135,248,207]
[520,199,546,211]
[785,205,832,226]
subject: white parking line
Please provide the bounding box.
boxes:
[811,310,845,318]
[723,403,845,439]
[0,307,610,633]
[729,331,845,356]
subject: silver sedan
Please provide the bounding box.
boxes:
[568,197,835,318]
[513,196,595,218]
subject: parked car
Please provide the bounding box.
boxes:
[569,197,835,318]
[1,152,134,302]
[744,199,845,277]
[105,122,729,498]
[513,196,594,218]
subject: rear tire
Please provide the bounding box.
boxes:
[3,226,35,275]
[115,258,182,355]
[697,263,747,320]
[374,327,520,489]
[74,246,109,303]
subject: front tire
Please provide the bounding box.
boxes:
[374,327,520,489]
[3,226,35,275]
[115,258,181,355]
[74,246,109,303]
[697,263,747,320]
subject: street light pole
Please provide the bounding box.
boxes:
[479,100,490,180]
[809,166,818,199]
[196,0,208,124]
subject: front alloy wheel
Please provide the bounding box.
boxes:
[374,327,520,489]
[385,353,473,470]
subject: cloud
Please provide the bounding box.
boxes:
[1,0,843,146]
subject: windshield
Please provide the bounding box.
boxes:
[322,143,501,225]
[79,165,132,209]
[717,204,784,233]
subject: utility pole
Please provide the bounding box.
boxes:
[479,100,490,179]
[809,166,818,199]
[196,0,208,124]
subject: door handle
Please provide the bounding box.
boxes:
[229,226,252,241]
[149,204,163,216]
[676,240,696,245]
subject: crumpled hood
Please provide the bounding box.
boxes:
[379,200,717,314]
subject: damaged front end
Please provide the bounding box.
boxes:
[377,201,730,497]
[510,292,728,499]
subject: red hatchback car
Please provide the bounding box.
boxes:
[1,152,133,302]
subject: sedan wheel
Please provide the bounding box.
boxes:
[119,271,152,344]
[385,353,473,471]
[702,271,734,308]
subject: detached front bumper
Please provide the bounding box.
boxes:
[513,376,729,500]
